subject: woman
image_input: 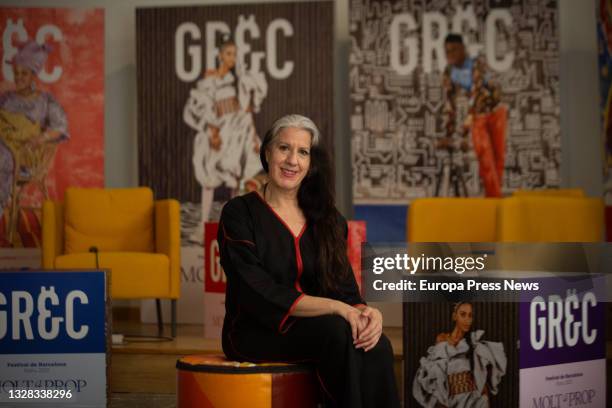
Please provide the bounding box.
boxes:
[184,35,267,243]
[0,41,68,246]
[218,114,400,407]
[413,302,507,408]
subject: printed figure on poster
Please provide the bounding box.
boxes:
[0,9,104,249]
[0,41,68,247]
[412,302,507,407]
[438,34,508,198]
[184,33,267,243]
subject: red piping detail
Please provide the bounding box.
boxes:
[221,222,255,247]
[254,191,306,293]
[253,191,306,239]
[316,368,336,403]
[293,229,306,292]
[279,293,305,334]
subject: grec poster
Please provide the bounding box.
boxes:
[350,0,560,203]
[136,1,333,246]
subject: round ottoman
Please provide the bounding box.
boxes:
[176,355,321,408]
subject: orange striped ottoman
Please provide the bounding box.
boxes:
[176,355,321,408]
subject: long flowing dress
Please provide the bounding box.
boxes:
[218,192,400,408]
[413,330,507,408]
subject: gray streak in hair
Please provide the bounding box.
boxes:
[269,114,321,146]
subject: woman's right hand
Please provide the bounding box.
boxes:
[335,301,366,342]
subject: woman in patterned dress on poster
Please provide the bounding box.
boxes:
[183,34,267,243]
[413,302,507,408]
[0,41,69,247]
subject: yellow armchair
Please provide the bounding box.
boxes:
[408,198,500,242]
[42,187,181,336]
[498,196,604,242]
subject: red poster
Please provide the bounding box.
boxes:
[204,221,225,294]
[0,8,104,248]
[347,220,366,294]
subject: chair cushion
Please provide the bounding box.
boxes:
[55,252,171,298]
[64,188,154,253]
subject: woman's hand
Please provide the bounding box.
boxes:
[334,302,365,343]
[354,306,383,352]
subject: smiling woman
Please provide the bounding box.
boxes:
[217,114,400,407]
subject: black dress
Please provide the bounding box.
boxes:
[218,192,400,408]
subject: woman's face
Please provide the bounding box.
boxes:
[265,127,312,192]
[453,303,473,333]
[219,44,236,70]
[13,64,34,93]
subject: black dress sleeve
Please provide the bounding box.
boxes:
[219,197,304,333]
[328,213,367,307]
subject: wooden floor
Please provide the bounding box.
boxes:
[110,322,404,395]
[111,321,612,406]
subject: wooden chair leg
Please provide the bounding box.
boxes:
[171,299,177,338]
[155,298,163,336]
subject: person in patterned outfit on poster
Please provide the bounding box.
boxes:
[440,34,508,198]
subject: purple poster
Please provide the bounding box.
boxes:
[519,276,606,407]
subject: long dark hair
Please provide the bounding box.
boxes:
[260,115,353,295]
[217,34,239,101]
[453,301,475,372]
[298,146,353,294]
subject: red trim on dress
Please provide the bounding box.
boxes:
[221,222,256,247]
[293,227,306,292]
[254,191,307,302]
[279,293,305,334]
[253,191,306,239]
[316,368,336,403]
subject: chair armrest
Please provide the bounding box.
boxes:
[155,199,181,298]
[42,200,64,268]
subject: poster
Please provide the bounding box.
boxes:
[519,277,606,407]
[136,1,334,246]
[350,0,560,238]
[136,1,334,325]
[0,8,105,251]
[0,271,108,407]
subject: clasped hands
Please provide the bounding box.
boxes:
[341,305,383,352]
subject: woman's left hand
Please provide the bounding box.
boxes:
[354,306,383,352]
